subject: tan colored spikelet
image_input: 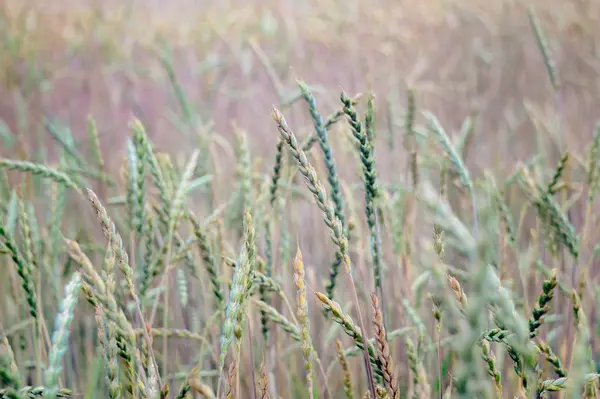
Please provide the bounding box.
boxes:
[371,293,398,399]
[336,339,354,399]
[294,248,314,399]
[258,361,269,399]
[189,378,215,398]
[448,276,467,309]
[225,360,237,399]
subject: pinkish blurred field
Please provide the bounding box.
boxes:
[1,0,598,171]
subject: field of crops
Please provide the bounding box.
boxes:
[1,1,600,398]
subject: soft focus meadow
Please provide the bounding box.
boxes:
[1,0,600,398]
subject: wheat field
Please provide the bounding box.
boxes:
[1,0,600,398]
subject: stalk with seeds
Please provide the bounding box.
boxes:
[100,308,122,399]
[316,292,382,379]
[258,362,269,399]
[341,327,413,360]
[538,374,599,395]
[233,210,256,351]
[225,361,237,399]
[0,224,37,319]
[336,339,354,399]
[293,248,314,399]
[65,239,146,396]
[1,387,72,398]
[424,112,478,236]
[43,272,82,399]
[520,168,579,259]
[252,299,301,341]
[273,107,377,397]
[529,269,557,338]
[299,81,347,302]
[567,291,595,398]
[480,340,502,398]
[217,217,252,395]
[262,135,285,342]
[131,119,171,229]
[125,139,140,231]
[547,152,568,195]
[527,6,560,91]
[301,93,362,152]
[86,188,161,388]
[405,338,420,399]
[371,294,398,399]
[0,159,78,190]
[587,124,600,203]
[537,341,566,378]
[147,149,200,325]
[341,92,384,304]
[189,212,224,309]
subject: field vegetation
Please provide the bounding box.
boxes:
[1,0,600,398]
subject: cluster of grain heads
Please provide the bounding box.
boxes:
[85,188,161,389]
[147,149,200,318]
[273,106,377,397]
[4,69,600,399]
[298,80,347,304]
[65,238,145,397]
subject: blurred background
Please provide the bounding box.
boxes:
[1,0,598,165]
